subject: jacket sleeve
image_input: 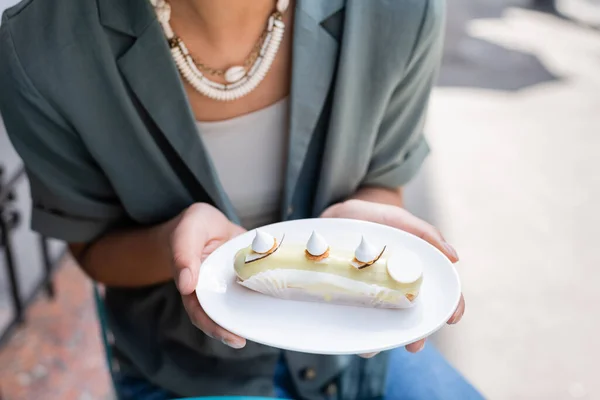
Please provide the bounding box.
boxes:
[0,19,126,242]
[361,0,445,188]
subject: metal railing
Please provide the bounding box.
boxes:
[0,165,60,347]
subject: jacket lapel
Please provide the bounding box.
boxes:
[285,0,344,206]
[97,0,344,219]
[99,0,236,217]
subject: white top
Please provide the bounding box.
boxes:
[196,98,288,229]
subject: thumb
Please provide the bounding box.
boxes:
[319,202,343,218]
[199,224,247,263]
[387,208,459,263]
[169,204,230,295]
[229,223,247,238]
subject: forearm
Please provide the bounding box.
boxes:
[349,186,404,207]
[69,216,179,288]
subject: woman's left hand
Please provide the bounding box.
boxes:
[320,199,466,356]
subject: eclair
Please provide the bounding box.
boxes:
[234,230,423,309]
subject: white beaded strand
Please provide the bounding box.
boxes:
[151,0,288,102]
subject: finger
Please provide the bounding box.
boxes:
[448,294,465,324]
[359,352,380,359]
[170,204,229,295]
[229,223,247,238]
[405,339,426,353]
[320,202,343,219]
[386,209,459,263]
[182,293,246,348]
[170,208,207,295]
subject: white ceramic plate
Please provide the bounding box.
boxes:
[197,218,461,355]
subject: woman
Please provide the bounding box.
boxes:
[0,0,479,398]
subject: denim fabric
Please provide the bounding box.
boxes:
[113,373,176,400]
[385,345,485,400]
[114,345,484,400]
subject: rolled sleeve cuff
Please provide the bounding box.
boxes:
[361,136,430,189]
[31,206,121,243]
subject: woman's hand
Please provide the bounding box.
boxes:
[167,203,247,349]
[321,199,466,355]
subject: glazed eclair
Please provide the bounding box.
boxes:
[234,230,423,308]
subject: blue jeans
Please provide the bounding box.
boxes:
[384,345,483,400]
[114,345,484,400]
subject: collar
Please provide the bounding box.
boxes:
[299,0,345,25]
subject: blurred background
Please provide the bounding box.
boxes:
[0,0,599,399]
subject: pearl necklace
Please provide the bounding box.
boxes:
[150,0,289,102]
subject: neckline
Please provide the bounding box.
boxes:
[195,97,289,128]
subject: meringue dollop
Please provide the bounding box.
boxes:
[251,230,275,254]
[354,236,380,263]
[306,230,329,256]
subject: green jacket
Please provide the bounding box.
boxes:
[0,0,444,398]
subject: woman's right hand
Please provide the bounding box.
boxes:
[167,203,247,349]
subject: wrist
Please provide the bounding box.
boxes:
[156,211,185,278]
[349,186,404,207]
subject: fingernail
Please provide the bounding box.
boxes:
[449,310,464,325]
[448,312,460,324]
[177,268,192,292]
[443,242,459,261]
[222,338,245,349]
[416,341,426,352]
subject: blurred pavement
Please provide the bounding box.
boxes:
[405,2,600,399]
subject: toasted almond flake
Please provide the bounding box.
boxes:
[350,246,386,269]
[305,248,330,261]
